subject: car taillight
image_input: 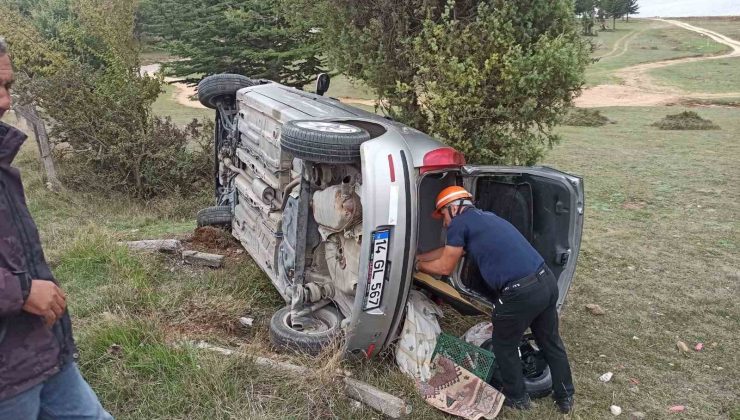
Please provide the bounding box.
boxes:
[420,147,466,174]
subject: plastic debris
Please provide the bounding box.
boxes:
[668,405,686,413]
[599,372,614,382]
[239,317,254,327]
[585,303,606,315]
[694,342,704,351]
[632,336,639,340]
[629,378,640,385]
[610,405,622,416]
[676,341,690,352]
[461,322,494,347]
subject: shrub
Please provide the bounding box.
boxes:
[55,116,214,198]
[300,0,591,165]
[651,111,720,130]
[563,108,611,127]
[2,0,213,198]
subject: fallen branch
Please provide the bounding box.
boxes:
[188,341,412,418]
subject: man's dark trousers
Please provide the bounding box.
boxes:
[490,265,575,400]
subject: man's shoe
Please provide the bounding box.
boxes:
[554,395,574,414]
[503,395,532,410]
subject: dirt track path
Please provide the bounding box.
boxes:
[140,63,207,109]
[596,28,645,60]
[576,19,740,107]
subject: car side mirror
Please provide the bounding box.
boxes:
[316,73,330,96]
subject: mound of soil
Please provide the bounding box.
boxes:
[563,108,612,127]
[190,226,235,250]
[651,111,720,130]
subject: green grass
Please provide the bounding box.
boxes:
[650,57,740,93]
[152,83,212,126]
[586,20,731,85]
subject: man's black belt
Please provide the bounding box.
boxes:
[501,265,547,293]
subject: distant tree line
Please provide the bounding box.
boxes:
[576,0,639,35]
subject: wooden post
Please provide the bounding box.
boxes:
[13,105,61,191]
[188,341,412,418]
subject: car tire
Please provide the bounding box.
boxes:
[525,365,553,399]
[280,120,371,164]
[196,206,232,228]
[197,74,255,109]
[269,305,343,356]
[482,338,554,399]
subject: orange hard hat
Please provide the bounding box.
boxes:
[432,186,472,219]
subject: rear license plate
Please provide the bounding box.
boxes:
[364,229,390,311]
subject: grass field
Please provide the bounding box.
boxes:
[586,20,730,86]
[650,57,740,93]
[152,84,212,126]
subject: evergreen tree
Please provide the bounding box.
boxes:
[626,0,639,22]
[599,0,629,30]
[139,0,322,87]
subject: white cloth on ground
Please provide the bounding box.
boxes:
[395,290,443,382]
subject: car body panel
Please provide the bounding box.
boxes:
[344,136,417,357]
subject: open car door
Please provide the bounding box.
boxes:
[458,166,584,312]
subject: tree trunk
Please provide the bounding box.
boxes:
[13,105,62,191]
[612,16,616,30]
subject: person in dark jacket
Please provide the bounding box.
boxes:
[0,37,112,419]
[416,186,575,413]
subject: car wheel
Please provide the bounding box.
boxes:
[482,338,553,399]
[524,365,553,399]
[196,206,232,228]
[269,305,343,356]
[197,74,255,109]
[280,120,371,164]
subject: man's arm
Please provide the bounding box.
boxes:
[0,267,65,325]
[417,247,445,262]
[0,267,28,316]
[417,246,464,276]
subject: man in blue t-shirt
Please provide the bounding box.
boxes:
[416,186,575,413]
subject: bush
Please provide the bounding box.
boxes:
[2,0,213,198]
[651,111,720,130]
[563,108,611,127]
[55,116,213,198]
[301,0,591,165]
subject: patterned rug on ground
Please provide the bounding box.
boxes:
[418,355,505,419]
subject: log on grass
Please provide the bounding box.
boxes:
[182,250,224,268]
[122,239,182,253]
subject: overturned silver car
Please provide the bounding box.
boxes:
[196,74,584,363]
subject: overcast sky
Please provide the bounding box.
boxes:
[637,0,740,17]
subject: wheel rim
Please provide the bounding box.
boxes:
[282,311,334,335]
[294,121,362,134]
